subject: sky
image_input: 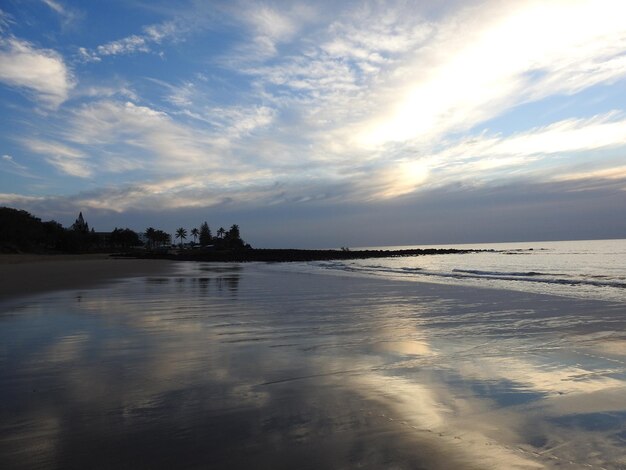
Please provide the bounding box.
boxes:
[1,0,626,248]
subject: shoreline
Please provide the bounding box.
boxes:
[0,248,496,305]
[123,247,495,262]
[0,254,175,303]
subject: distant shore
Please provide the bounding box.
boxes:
[0,253,174,303]
[122,247,492,263]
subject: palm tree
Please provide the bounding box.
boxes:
[217,227,225,239]
[190,227,199,244]
[175,227,187,248]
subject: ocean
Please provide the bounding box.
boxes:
[285,239,626,303]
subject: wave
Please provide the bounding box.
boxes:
[315,262,626,290]
[448,268,626,289]
[452,269,553,277]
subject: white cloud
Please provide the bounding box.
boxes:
[66,101,213,169]
[86,18,189,60]
[73,83,138,101]
[244,5,297,41]
[97,35,149,56]
[0,37,75,108]
[487,114,626,156]
[555,165,626,182]
[143,20,179,42]
[362,113,626,197]
[433,113,626,162]
[164,81,196,108]
[59,99,276,180]
[41,0,64,15]
[202,105,276,137]
[77,46,100,63]
[22,139,91,177]
[319,112,626,201]
[226,0,626,201]
[0,193,46,206]
[351,0,626,148]
[321,4,432,74]
[225,2,316,63]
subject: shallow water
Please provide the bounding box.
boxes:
[308,239,626,302]
[1,262,625,469]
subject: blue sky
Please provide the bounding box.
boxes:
[1,0,626,247]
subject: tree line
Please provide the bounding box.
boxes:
[0,206,248,254]
[150,222,246,250]
[1,207,94,253]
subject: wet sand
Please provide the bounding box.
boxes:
[0,262,624,469]
[0,254,174,303]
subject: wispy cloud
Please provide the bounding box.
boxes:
[97,34,151,57]
[76,46,100,63]
[16,97,273,183]
[22,139,90,177]
[426,112,626,173]
[221,2,317,65]
[221,0,626,201]
[0,193,47,207]
[350,1,626,148]
[465,114,626,158]
[2,154,27,170]
[65,100,216,170]
[41,0,64,15]
[0,153,38,178]
[41,0,80,27]
[0,37,75,108]
[555,165,626,183]
[0,8,13,32]
[239,3,300,57]
[359,113,626,199]
[75,18,185,62]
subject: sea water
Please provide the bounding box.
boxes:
[295,239,626,303]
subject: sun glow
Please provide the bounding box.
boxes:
[377,160,430,199]
[356,0,626,149]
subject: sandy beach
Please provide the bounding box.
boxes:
[0,261,624,469]
[0,254,175,303]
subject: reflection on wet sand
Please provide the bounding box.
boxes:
[0,262,624,469]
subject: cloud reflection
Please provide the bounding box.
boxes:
[0,263,624,469]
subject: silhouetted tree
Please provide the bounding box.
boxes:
[41,220,66,250]
[224,224,244,249]
[227,224,240,239]
[0,205,257,254]
[199,222,212,246]
[175,227,187,248]
[110,228,141,248]
[145,227,156,249]
[153,229,171,247]
[0,207,44,251]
